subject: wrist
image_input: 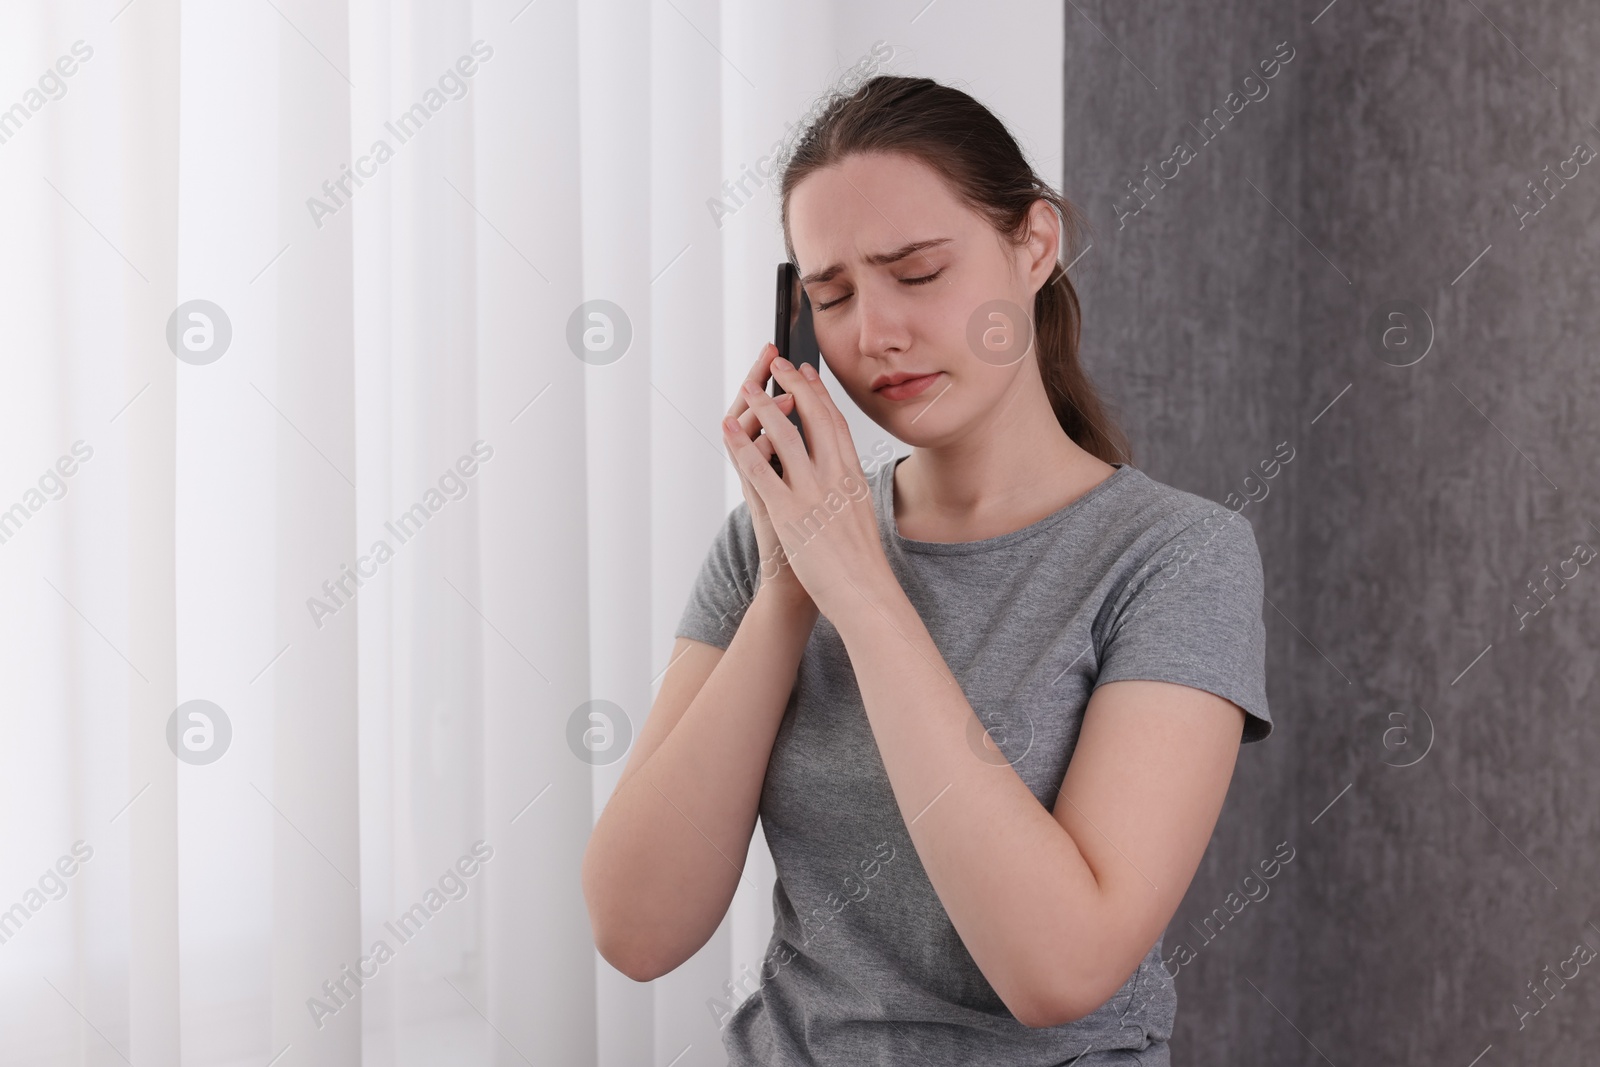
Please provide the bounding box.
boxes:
[825,566,904,640]
[753,579,818,622]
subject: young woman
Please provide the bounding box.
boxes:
[583,75,1272,1065]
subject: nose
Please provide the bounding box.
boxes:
[854,279,913,360]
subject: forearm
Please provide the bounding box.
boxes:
[585,587,818,979]
[830,576,1106,1024]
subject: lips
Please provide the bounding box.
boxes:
[874,372,942,401]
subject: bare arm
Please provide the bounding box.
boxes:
[581,586,818,982]
[826,570,1243,1027]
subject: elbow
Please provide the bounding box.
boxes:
[586,898,667,983]
[1002,892,1142,1027]
[999,974,1075,1029]
[594,930,665,984]
[1015,990,1097,1030]
[582,839,717,983]
[1004,948,1118,1029]
[582,847,663,983]
[1011,981,1107,1029]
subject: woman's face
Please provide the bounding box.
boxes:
[787,151,1058,445]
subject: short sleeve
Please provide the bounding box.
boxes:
[1094,507,1273,743]
[673,499,763,650]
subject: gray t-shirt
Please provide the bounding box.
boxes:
[674,455,1271,1066]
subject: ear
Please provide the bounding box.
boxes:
[1021,199,1062,295]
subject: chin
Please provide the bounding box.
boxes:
[876,410,954,447]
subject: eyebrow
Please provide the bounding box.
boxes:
[798,238,952,287]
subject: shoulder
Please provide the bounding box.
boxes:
[1087,467,1274,743]
[708,496,761,574]
[1097,467,1263,589]
[675,496,762,649]
[724,496,760,558]
[1104,464,1226,523]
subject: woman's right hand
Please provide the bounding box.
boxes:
[726,343,815,613]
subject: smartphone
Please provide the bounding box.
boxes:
[769,261,823,476]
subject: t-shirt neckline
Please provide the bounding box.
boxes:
[876,454,1135,555]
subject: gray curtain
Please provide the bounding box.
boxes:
[1066,1,1599,1062]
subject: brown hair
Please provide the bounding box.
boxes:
[778,74,1133,466]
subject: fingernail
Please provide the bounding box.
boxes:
[772,356,791,369]
[799,362,818,380]
[742,381,760,394]
[723,416,739,431]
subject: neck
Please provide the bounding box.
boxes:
[894,371,1112,523]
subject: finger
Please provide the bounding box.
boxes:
[735,392,793,439]
[726,343,781,421]
[795,361,857,459]
[793,361,868,482]
[767,356,839,472]
[732,435,777,489]
[748,341,778,378]
[739,380,811,481]
[722,407,788,497]
[728,394,788,484]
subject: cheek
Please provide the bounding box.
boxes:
[929,362,1021,426]
[813,332,860,384]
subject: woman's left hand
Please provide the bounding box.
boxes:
[720,357,896,621]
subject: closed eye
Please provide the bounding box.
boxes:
[814,268,945,312]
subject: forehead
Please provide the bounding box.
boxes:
[788,152,975,275]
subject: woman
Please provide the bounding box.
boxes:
[582,75,1272,1064]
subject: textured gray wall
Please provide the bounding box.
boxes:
[1066,2,1599,1063]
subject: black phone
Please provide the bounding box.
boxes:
[769,261,823,476]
